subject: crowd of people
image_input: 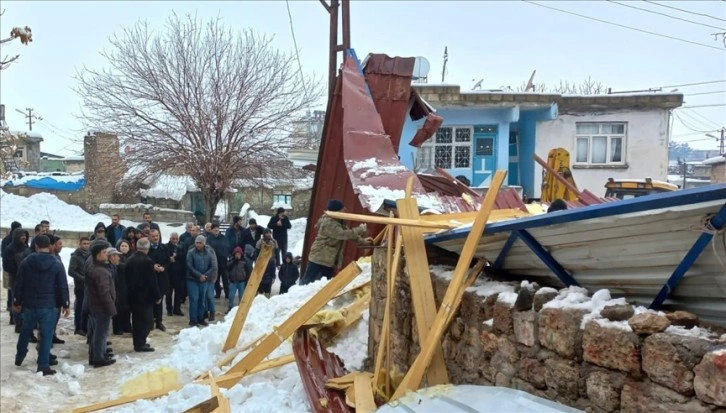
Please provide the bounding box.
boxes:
[1,199,373,376]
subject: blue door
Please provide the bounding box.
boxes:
[508,130,520,186]
[472,125,497,186]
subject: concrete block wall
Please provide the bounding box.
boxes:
[367,249,726,413]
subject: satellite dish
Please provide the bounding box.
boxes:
[412,57,431,81]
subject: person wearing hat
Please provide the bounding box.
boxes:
[13,235,70,376]
[2,221,22,319]
[86,244,117,368]
[300,199,373,285]
[267,207,292,268]
[185,235,217,326]
[125,238,161,352]
[226,246,248,311]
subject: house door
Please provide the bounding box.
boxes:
[508,130,520,186]
[472,125,497,186]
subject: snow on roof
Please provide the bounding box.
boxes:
[703,155,726,166]
[140,174,199,201]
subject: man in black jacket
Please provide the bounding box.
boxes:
[1,221,21,318]
[3,227,30,330]
[241,219,262,252]
[267,207,292,267]
[147,229,170,331]
[13,235,70,376]
[69,237,91,335]
[125,238,161,352]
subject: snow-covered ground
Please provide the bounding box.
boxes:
[1,189,356,412]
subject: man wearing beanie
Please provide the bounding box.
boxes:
[86,244,116,367]
[300,199,372,285]
[267,207,291,267]
[13,235,70,376]
[125,238,161,352]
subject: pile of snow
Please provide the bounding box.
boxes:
[0,189,110,231]
[110,262,372,413]
[431,265,518,299]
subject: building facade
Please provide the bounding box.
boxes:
[400,85,683,199]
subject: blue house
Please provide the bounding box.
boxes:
[399,85,559,199]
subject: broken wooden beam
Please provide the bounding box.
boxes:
[391,170,507,400]
[324,211,454,230]
[222,244,275,352]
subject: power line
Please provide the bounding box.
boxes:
[686,90,726,96]
[643,1,726,23]
[675,110,721,132]
[658,79,726,88]
[521,1,726,51]
[673,112,714,133]
[606,1,726,31]
[682,108,723,129]
[284,0,309,103]
[681,103,726,108]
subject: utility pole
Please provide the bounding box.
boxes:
[678,158,687,190]
[720,128,725,155]
[320,0,351,99]
[15,107,42,131]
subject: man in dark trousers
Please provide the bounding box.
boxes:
[207,223,230,299]
[68,237,91,336]
[147,229,170,332]
[86,245,116,368]
[1,221,21,321]
[267,207,292,267]
[165,232,185,317]
[125,238,161,352]
[13,235,70,376]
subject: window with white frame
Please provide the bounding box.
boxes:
[273,192,292,206]
[575,122,626,165]
[416,126,472,171]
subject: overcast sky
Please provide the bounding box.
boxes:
[1,0,724,155]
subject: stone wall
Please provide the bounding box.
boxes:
[711,162,725,184]
[83,132,125,213]
[368,249,726,412]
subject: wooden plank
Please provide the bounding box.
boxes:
[215,354,297,388]
[396,196,449,386]
[419,209,530,223]
[372,225,388,245]
[353,372,377,413]
[324,211,454,230]
[196,333,267,381]
[71,385,183,413]
[182,396,219,413]
[216,262,362,388]
[373,225,403,399]
[222,244,275,351]
[391,170,506,400]
[207,374,231,413]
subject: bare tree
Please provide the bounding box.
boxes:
[0,11,33,176]
[75,13,322,222]
[517,76,606,95]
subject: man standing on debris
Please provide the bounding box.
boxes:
[125,238,161,352]
[13,235,70,376]
[300,199,373,285]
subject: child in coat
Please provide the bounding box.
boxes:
[227,247,248,311]
[278,252,299,294]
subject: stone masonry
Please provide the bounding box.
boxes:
[368,249,726,413]
[83,132,125,213]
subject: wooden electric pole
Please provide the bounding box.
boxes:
[320,0,351,98]
[15,107,42,131]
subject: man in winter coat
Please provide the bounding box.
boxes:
[125,238,161,352]
[225,216,245,251]
[267,207,292,267]
[207,223,230,299]
[86,245,117,368]
[2,221,21,319]
[241,219,262,252]
[255,229,278,298]
[13,235,70,376]
[3,227,30,328]
[147,229,170,331]
[106,214,126,248]
[186,235,217,326]
[165,232,185,317]
[278,252,299,294]
[226,246,247,310]
[69,237,91,335]
[300,199,372,285]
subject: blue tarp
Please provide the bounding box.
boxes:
[4,177,86,192]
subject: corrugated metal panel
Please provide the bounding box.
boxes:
[376,385,583,413]
[302,53,420,272]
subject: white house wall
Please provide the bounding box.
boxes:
[534,109,670,198]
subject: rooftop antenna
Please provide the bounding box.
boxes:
[525,70,536,92]
[412,56,431,84]
[441,46,448,83]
